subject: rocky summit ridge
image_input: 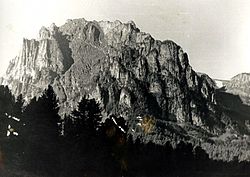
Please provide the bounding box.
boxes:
[1,18,216,126]
[1,18,250,161]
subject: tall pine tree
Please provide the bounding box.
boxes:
[62,96,110,177]
[22,85,61,176]
[66,96,102,137]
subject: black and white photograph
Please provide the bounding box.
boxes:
[0,0,250,176]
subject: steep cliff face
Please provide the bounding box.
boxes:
[2,18,250,161]
[1,18,222,131]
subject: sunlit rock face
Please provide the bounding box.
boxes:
[1,18,218,128]
[224,73,250,105]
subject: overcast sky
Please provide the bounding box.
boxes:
[0,0,250,79]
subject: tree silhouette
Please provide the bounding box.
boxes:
[1,86,250,177]
[62,96,113,177]
[0,86,15,138]
[72,96,102,132]
[0,86,25,174]
[22,85,61,176]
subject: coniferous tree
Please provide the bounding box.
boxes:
[22,85,61,176]
[0,86,15,138]
[0,86,25,174]
[71,96,102,133]
[62,96,104,176]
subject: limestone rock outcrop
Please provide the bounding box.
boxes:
[1,18,222,131]
[2,18,250,161]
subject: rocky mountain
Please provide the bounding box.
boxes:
[1,18,216,125]
[1,18,250,161]
[214,73,250,133]
[222,73,250,105]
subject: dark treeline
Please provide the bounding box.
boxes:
[0,85,250,177]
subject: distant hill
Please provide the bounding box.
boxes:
[222,73,250,105]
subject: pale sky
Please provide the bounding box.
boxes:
[0,0,250,80]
